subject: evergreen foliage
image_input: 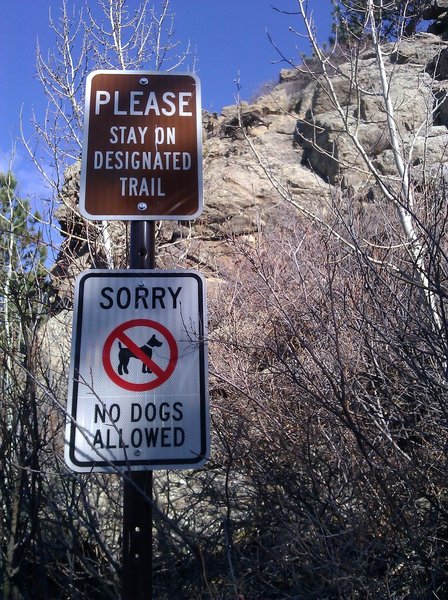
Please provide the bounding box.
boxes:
[331,0,429,41]
[0,171,48,315]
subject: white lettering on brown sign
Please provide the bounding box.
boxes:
[80,71,203,220]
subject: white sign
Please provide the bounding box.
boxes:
[65,270,208,472]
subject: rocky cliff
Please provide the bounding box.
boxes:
[53,30,448,296]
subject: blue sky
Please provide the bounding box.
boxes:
[0,0,333,199]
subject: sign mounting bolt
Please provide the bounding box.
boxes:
[134,449,142,456]
[137,202,147,211]
[139,77,149,85]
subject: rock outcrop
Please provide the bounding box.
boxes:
[295,33,448,194]
[53,31,448,293]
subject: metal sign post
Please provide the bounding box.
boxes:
[123,221,155,600]
[65,69,208,600]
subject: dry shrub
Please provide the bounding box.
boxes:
[205,208,448,599]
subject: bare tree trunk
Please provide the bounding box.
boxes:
[3,476,23,600]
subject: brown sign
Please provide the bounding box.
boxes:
[80,71,203,220]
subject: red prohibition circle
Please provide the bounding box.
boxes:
[102,319,178,392]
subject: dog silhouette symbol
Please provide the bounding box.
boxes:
[117,333,163,375]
